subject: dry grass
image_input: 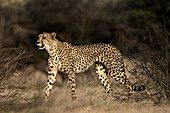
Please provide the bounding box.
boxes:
[39,86,169,113]
[0,67,169,113]
[1,86,169,113]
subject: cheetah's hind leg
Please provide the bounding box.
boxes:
[95,63,113,100]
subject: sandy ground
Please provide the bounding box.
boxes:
[24,87,170,113]
[1,81,169,113]
[1,88,169,113]
[0,60,169,113]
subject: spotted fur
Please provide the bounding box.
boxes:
[36,32,145,100]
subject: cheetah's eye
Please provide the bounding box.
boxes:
[42,37,46,39]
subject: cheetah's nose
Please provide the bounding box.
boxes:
[37,42,40,44]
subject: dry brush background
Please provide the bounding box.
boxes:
[0,0,169,113]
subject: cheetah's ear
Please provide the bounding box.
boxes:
[51,32,56,40]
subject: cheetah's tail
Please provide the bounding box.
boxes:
[132,85,146,91]
[125,79,146,91]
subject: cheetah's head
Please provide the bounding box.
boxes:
[37,32,57,50]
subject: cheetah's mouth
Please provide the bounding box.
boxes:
[37,44,45,50]
[38,46,45,50]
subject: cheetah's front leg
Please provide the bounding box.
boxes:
[67,72,77,101]
[44,66,57,100]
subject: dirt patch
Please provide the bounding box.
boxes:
[1,86,169,113]
[0,61,169,113]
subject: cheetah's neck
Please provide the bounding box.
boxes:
[46,40,69,57]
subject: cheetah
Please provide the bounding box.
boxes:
[36,32,145,101]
